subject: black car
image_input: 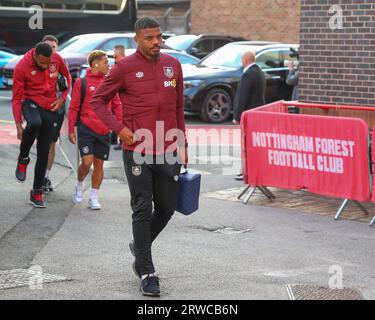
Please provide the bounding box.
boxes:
[182,41,299,122]
[165,34,246,59]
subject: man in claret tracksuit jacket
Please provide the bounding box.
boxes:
[91,17,188,297]
[68,50,122,210]
[12,42,71,208]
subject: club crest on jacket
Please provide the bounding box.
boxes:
[49,63,56,73]
[164,67,174,78]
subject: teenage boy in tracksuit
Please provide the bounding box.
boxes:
[68,50,122,210]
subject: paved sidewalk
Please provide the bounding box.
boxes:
[1,143,375,300]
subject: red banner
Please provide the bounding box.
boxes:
[241,104,370,202]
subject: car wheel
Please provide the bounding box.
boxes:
[200,89,232,123]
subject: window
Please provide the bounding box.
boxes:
[0,0,125,13]
[201,45,250,69]
[169,53,198,65]
[213,39,231,51]
[256,50,282,69]
[100,37,137,51]
[59,36,104,54]
[195,39,213,54]
[165,35,198,51]
[280,49,299,67]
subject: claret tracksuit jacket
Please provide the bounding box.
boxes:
[68,68,122,136]
[90,47,186,154]
[12,48,72,123]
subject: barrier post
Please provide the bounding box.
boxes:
[238,186,275,204]
[335,199,370,221]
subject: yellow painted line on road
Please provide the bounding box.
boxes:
[0,120,14,124]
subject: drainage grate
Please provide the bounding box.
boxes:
[286,284,364,300]
[0,268,71,290]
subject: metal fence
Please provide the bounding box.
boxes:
[154,7,192,35]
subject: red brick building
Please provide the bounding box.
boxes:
[299,0,375,106]
[190,0,300,43]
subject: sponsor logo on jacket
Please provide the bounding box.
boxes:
[164,79,177,88]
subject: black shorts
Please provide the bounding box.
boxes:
[52,108,65,143]
[77,123,110,161]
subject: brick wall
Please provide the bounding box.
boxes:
[299,0,375,106]
[191,0,300,43]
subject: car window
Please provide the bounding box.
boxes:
[201,45,251,69]
[165,35,198,51]
[101,37,137,51]
[256,50,282,69]
[280,49,298,66]
[169,53,198,65]
[59,37,82,51]
[59,37,104,53]
[213,39,231,50]
[194,39,213,54]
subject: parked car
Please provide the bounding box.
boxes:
[164,49,200,65]
[119,48,200,65]
[0,40,16,54]
[0,50,17,88]
[79,49,200,78]
[182,41,299,122]
[165,34,247,59]
[2,33,138,87]
[162,31,177,40]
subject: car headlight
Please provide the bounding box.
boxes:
[183,80,204,89]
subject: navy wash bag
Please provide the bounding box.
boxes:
[176,170,201,215]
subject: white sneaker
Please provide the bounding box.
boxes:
[88,197,101,210]
[72,186,84,204]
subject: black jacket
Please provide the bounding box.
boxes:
[233,64,266,121]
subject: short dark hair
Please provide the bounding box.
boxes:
[35,42,53,57]
[114,45,125,58]
[134,17,160,33]
[42,35,58,44]
[114,44,125,51]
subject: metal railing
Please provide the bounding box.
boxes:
[154,7,192,35]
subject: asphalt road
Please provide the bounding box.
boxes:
[1,88,375,300]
